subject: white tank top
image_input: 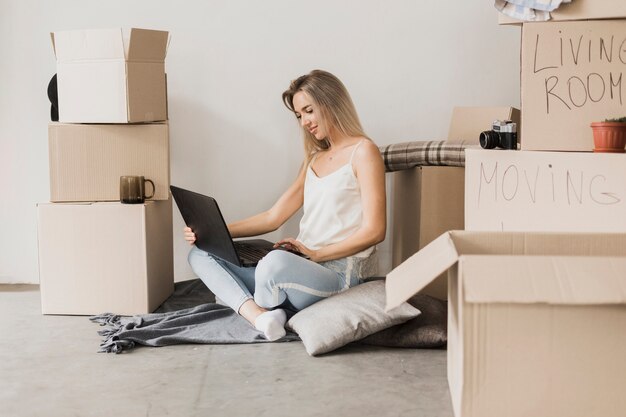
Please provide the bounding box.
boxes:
[296,140,375,258]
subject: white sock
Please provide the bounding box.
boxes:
[254,309,287,342]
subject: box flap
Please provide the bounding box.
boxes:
[386,232,459,310]
[50,33,57,58]
[127,28,169,61]
[386,230,626,310]
[52,28,125,62]
[448,230,626,257]
[461,255,626,304]
[447,106,520,145]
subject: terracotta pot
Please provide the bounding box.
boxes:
[590,122,626,153]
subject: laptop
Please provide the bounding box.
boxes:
[170,185,305,267]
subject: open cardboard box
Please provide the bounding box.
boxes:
[51,28,169,123]
[386,231,626,417]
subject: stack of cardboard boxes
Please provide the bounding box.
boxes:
[37,28,174,316]
[387,4,626,416]
[390,106,520,300]
[466,3,626,232]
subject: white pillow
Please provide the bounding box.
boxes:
[286,280,420,356]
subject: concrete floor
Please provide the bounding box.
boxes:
[0,285,453,417]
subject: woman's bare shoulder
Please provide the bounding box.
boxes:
[352,139,384,179]
[354,138,381,160]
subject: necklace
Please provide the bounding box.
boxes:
[326,143,354,161]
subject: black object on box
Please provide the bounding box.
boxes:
[47,74,58,122]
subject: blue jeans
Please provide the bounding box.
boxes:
[188,246,376,313]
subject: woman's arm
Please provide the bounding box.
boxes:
[278,140,386,262]
[228,161,307,238]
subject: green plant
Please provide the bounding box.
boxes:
[604,117,626,123]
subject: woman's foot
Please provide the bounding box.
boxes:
[254,309,287,341]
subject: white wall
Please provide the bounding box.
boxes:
[0,0,520,284]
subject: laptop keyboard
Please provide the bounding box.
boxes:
[234,242,270,261]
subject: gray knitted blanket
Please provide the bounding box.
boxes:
[90,279,300,353]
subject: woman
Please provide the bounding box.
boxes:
[184,69,386,341]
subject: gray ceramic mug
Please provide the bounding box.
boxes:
[120,176,155,204]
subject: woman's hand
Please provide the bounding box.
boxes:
[183,226,196,245]
[274,238,318,262]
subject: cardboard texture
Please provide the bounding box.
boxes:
[48,122,170,202]
[521,20,626,151]
[465,148,626,232]
[51,28,169,123]
[446,106,520,145]
[37,200,174,315]
[499,0,626,25]
[392,166,464,299]
[386,230,626,417]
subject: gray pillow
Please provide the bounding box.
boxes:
[359,294,447,349]
[286,280,420,356]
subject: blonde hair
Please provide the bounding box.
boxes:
[282,70,370,161]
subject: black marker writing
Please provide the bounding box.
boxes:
[476,162,622,207]
[590,175,622,205]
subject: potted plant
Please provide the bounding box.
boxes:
[590,117,626,153]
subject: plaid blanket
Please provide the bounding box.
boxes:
[378,140,467,172]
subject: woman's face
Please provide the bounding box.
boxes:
[292,91,328,141]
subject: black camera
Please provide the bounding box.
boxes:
[479,120,518,150]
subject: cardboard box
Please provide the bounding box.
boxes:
[521,20,626,151]
[465,148,626,232]
[391,166,464,299]
[37,200,174,315]
[447,106,520,145]
[49,122,170,202]
[392,107,520,300]
[51,28,169,123]
[392,107,519,299]
[386,230,626,417]
[499,0,626,25]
